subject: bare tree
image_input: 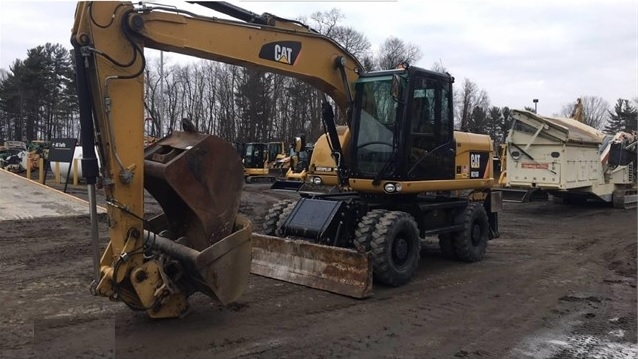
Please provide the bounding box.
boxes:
[144,58,163,138]
[331,26,371,59]
[309,9,344,37]
[430,59,447,73]
[559,96,610,130]
[215,64,239,141]
[456,78,489,131]
[375,37,422,70]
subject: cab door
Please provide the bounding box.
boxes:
[405,72,455,181]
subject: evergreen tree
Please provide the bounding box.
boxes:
[0,43,76,142]
[234,68,273,142]
[605,99,637,134]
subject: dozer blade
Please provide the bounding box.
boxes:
[144,131,252,304]
[269,180,304,191]
[251,233,373,298]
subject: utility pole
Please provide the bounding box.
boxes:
[159,51,164,137]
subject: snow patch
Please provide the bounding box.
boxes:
[511,332,638,358]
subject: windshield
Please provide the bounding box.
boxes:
[244,143,265,168]
[268,143,282,161]
[353,77,397,175]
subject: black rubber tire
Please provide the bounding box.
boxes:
[262,199,294,235]
[275,200,298,236]
[438,233,457,260]
[370,211,421,287]
[353,209,389,252]
[451,202,489,263]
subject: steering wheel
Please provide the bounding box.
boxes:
[356,141,393,150]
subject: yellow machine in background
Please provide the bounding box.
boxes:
[266,140,290,178]
[27,140,50,171]
[270,136,312,190]
[242,142,277,183]
[72,0,502,316]
[240,141,289,183]
[304,126,350,189]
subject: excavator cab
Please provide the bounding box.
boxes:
[267,142,286,164]
[349,67,455,187]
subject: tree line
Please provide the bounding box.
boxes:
[1,9,636,148]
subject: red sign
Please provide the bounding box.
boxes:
[521,163,548,169]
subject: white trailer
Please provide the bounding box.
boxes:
[505,110,637,208]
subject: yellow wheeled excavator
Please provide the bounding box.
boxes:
[72,0,502,317]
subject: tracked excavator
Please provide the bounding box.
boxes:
[72,0,502,317]
[242,142,278,183]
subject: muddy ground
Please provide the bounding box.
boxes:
[1,181,636,359]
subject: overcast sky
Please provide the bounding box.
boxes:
[0,0,636,116]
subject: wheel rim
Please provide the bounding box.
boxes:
[392,236,410,267]
[471,222,482,246]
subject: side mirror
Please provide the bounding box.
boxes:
[391,74,401,101]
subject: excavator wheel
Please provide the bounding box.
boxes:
[353,209,388,252]
[451,202,489,263]
[370,211,420,287]
[263,199,295,235]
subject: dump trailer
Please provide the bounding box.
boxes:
[506,110,637,208]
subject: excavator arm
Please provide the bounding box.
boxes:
[71,1,364,318]
[73,1,361,110]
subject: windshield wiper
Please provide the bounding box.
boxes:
[407,142,449,176]
[372,151,395,186]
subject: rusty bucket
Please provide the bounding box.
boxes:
[143,131,251,304]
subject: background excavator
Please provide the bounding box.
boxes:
[72,0,502,318]
[270,135,313,190]
[241,141,278,183]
